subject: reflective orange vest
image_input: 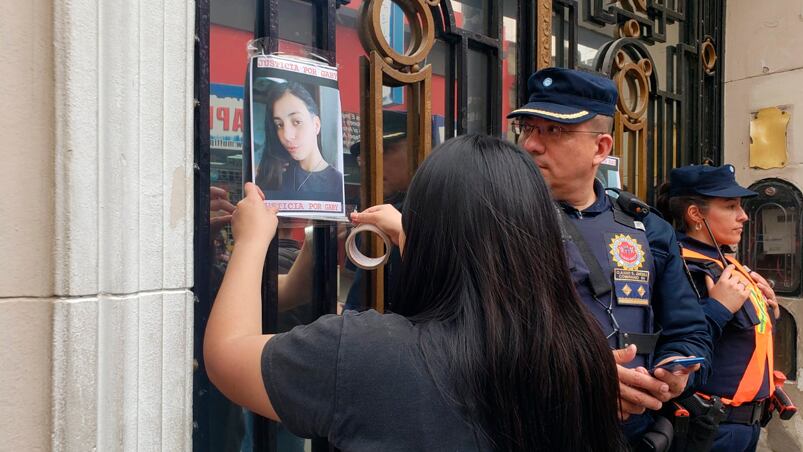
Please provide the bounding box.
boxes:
[681,248,774,406]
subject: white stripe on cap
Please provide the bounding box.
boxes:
[510,108,590,120]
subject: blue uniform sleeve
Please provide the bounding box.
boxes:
[685,265,734,344]
[700,296,733,343]
[644,215,714,384]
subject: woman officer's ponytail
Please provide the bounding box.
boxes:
[655,181,710,232]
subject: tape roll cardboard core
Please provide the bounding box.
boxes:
[345,224,392,270]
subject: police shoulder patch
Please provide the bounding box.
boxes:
[609,234,645,270]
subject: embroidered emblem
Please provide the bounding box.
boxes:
[543,77,553,87]
[609,234,645,270]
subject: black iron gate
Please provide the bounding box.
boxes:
[551,0,725,201]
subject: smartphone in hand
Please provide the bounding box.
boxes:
[650,357,705,374]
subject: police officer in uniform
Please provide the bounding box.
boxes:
[658,165,780,451]
[508,68,713,447]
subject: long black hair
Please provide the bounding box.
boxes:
[394,134,626,451]
[255,81,321,190]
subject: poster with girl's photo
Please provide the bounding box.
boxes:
[249,54,346,219]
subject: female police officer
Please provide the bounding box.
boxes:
[658,164,779,451]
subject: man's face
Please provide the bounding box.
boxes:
[516,116,609,200]
[383,140,411,197]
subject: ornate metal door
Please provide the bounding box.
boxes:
[548,0,724,201]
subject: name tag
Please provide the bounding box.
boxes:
[614,268,650,306]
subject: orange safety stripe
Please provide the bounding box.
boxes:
[681,248,774,406]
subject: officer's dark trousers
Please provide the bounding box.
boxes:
[710,423,760,452]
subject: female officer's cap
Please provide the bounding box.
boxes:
[669,164,757,198]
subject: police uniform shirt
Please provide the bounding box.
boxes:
[560,181,713,373]
[678,234,773,401]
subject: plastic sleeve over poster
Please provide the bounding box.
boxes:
[249,54,347,220]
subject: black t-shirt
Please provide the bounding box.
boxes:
[261,310,489,451]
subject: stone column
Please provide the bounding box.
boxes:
[0,0,196,450]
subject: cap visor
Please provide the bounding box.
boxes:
[507,101,596,124]
[699,186,758,198]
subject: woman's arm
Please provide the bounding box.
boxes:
[204,182,281,421]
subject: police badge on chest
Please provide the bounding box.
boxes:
[609,234,650,306]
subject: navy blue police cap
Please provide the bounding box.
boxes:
[669,164,757,198]
[507,67,618,124]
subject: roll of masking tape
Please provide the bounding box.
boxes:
[345,224,392,270]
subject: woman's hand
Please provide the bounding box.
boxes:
[232,182,279,248]
[750,271,780,319]
[350,204,403,246]
[705,265,751,314]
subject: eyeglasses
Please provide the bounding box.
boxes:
[511,121,607,141]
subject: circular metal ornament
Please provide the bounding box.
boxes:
[358,0,435,68]
[614,57,651,121]
[701,38,718,75]
[619,19,641,38]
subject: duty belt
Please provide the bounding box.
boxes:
[723,400,767,425]
[680,393,766,425]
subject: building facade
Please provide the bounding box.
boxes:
[724,2,803,450]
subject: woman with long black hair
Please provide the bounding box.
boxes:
[205,134,627,451]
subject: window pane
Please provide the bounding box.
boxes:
[200,3,254,451]
[501,0,519,140]
[210,0,255,31]
[743,180,803,295]
[377,0,419,57]
[467,48,489,133]
[453,0,490,35]
[277,0,317,46]
[552,2,615,69]
[423,39,452,142]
